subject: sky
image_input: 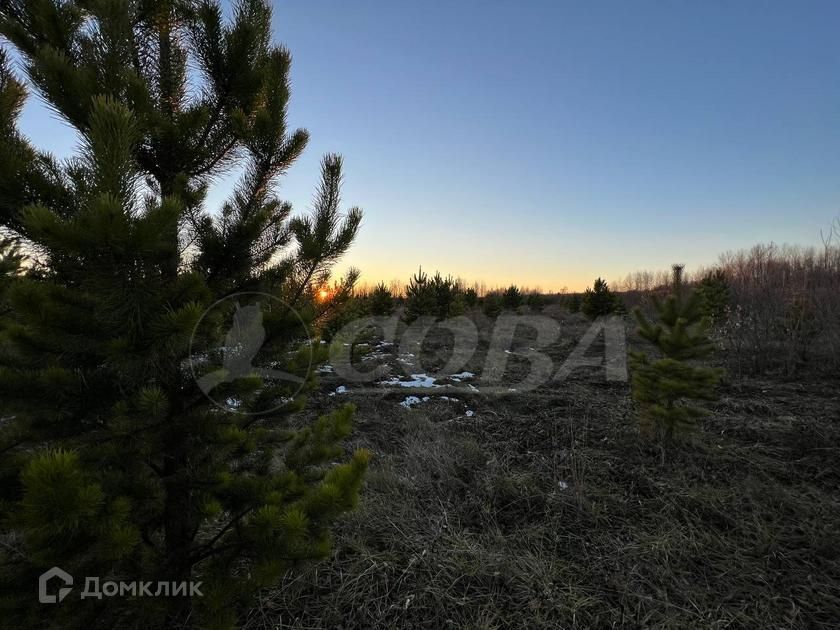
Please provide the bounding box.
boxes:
[16,0,840,291]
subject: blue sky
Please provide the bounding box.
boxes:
[17,0,840,290]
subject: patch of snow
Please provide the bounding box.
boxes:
[378,373,440,388]
[557,480,569,491]
[317,364,334,373]
[465,410,474,417]
[400,395,430,408]
[449,371,475,382]
[328,385,347,396]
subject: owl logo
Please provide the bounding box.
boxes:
[197,300,306,400]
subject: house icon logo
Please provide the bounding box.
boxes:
[38,566,73,604]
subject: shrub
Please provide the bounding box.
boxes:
[567,293,582,313]
[781,294,821,373]
[712,242,840,376]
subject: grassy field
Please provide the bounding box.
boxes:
[247,307,840,629]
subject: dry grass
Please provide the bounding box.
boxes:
[244,311,840,629]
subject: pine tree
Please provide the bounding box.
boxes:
[429,271,462,319]
[501,284,522,310]
[0,3,368,627]
[318,272,368,342]
[630,265,724,439]
[430,271,452,319]
[697,269,730,323]
[526,291,545,310]
[567,293,582,314]
[482,292,502,318]
[369,282,394,316]
[448,291,465,317]
[0,235,24,306]
[404,266,435,322]
[463,287,478,308]
[581,277,617,319]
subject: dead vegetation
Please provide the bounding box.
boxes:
[243,311,840,629]
[620,236,840,378]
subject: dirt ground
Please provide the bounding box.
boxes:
[247,308,840,629]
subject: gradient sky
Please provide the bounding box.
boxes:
[16,1,840,291]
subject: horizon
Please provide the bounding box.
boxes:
[15,0,840,291]
[3,2,840,627]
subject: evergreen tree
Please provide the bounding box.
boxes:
[448,291,466,317]
[697,269,730,323]
[567,293,582,314]
[369,282,394,316]
[429,271,462,319]
[482,292,502,318]
[463,287,478,308]
[581,277,617,319]
[630,265,724,439]
[0,3,368,627]
[0,235,24,306]
[501,284,522,310]
[526,291,545,310]
[430,271,452,319]
[317,271,368,342]
[404,266,434,322]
